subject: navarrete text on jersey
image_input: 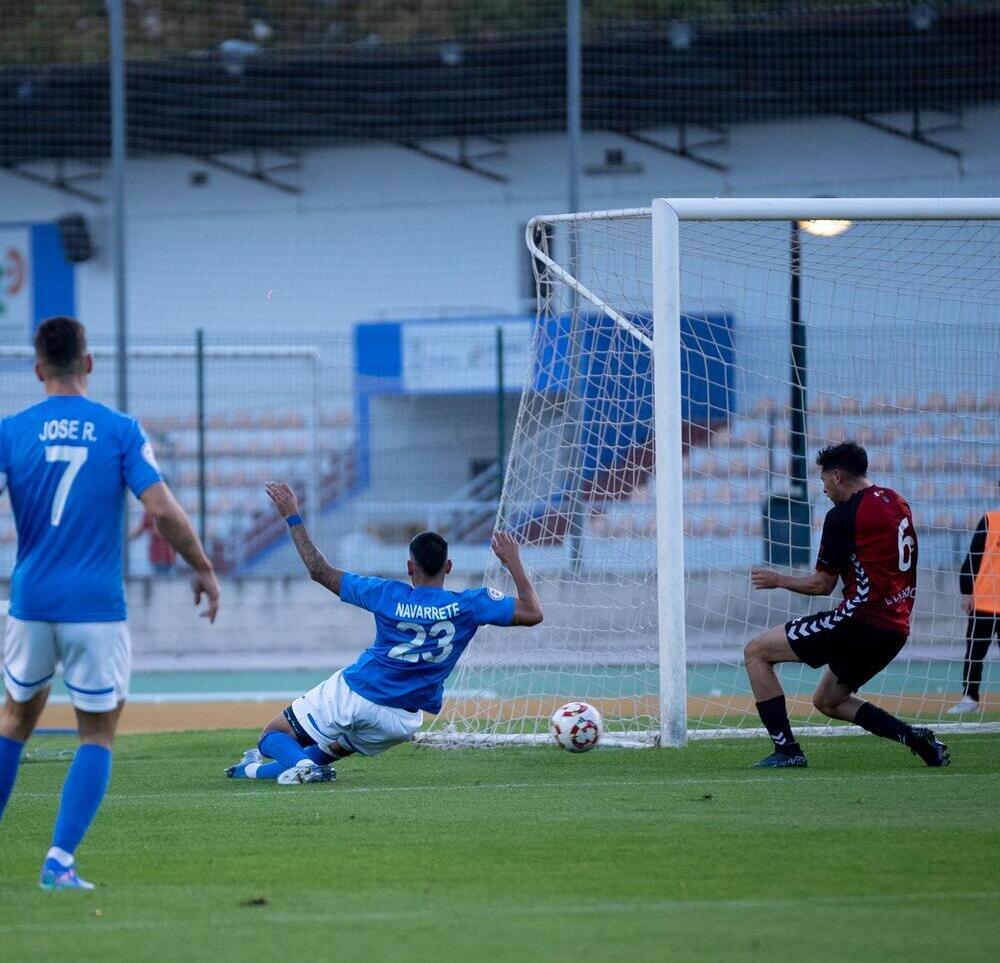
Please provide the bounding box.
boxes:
[394,601,461,621]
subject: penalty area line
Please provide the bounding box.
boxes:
[14,769,999,804]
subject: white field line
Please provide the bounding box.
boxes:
[418,721,1000,747]
[0,891,997,933]
[14,768,1000,803]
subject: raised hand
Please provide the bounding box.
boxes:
[491,531,522,568]
[265,481,300,519]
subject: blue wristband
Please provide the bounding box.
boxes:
[286,514,303,528]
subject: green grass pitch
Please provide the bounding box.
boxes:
[1,731,998,963]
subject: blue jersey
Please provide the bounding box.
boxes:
[0,395,162,622]
[340,573,516,713]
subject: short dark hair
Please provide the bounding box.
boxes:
[816,441,868,477]
[409,531,448,577]
[34,316,87,374]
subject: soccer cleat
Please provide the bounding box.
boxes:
[39,859,95,891]
[752,750,808,769]
[276,761,336,785]
[910,727,951,767]
[946,695,980,716]
[225,748,264,778]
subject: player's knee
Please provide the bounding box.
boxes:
[744,638,765,664]
[812,691,839,717]
[259,713,288,741]
[1,708,33,742]
[2,694,43,741]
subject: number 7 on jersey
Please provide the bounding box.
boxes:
[45,445,88,526]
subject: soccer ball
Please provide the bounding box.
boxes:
[549,701,602,752]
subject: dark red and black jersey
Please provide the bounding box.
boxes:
[815,485,917,634]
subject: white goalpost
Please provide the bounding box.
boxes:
[421,198,1000,748]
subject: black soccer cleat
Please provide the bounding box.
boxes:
[909,727,951,767]
[751,750,808,769]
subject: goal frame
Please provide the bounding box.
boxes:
[522,197,1000,748]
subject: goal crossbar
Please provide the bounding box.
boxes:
[531,197,1000,225]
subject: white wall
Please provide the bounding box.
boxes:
[367,393,520,500]
[2,106,999,348]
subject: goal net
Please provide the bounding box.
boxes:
[425,198,1000,747]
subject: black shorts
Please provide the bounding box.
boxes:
[282,705,316,749]
[784,610,907,692]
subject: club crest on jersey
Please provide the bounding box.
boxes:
[487,587,504,601]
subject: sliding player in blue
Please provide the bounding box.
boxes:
[0,317,220,889]
[225,481,542,784]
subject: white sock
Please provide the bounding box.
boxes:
[46,846,74,868]
[245,763,261,779]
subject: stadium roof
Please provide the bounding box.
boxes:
[1,6,998,165]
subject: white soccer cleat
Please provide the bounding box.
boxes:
[946,694,980,715]
[239,748,263,765]
[276,761,336,785]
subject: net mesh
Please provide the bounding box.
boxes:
[0,345,324,580]
[430,210,1000,744]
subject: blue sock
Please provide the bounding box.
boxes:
[50,743,112,858]
[0,735,25,821]
[304,745,335,765]
[259,731,311,770]
[238,744,332,779]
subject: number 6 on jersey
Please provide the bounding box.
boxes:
[897,517,915,572]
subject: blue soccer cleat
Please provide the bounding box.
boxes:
[752,750,808,769]
[39,859,95,891]
[225,748,263,778]
[910,727,950,767]
[276,762,336,785]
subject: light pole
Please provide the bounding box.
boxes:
[785,216,853,564]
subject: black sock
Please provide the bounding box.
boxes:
[855,702,914,747]
[755,695,801,755]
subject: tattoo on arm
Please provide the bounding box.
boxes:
[289,524,343,595]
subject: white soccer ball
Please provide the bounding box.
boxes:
[549,701,602,752]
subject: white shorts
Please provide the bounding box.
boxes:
[3,616,131,713]
[291,670,422,757]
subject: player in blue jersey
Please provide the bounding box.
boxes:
[224,480,542,784]
[0,317,220,889]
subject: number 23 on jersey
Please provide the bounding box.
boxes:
[388,620,456,664]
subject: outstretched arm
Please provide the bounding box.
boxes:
[265,481,344,596]
[750,567,838,597]
[491,532,543,626]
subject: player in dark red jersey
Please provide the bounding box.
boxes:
[743,441,950,768]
